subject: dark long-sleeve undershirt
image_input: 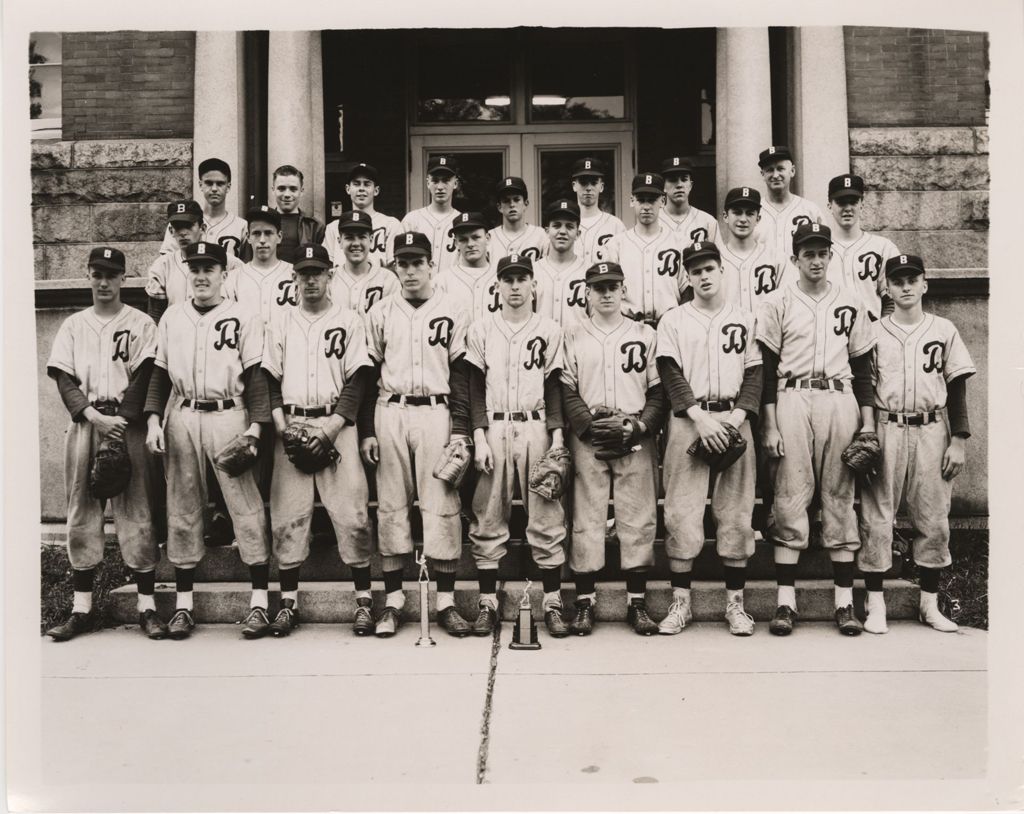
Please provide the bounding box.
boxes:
[448,356,471,437]
[50,368,91,422]
[356,362,381,440]
[946,375,971,438]
[544,373,565,430]
[334,365,371,426]
[850,353,873,409]
[148,296,168,323]
[117,358,155,423]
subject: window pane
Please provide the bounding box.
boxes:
[530,41,625,122]
[538,149,617,216]
[428,151,504,226]
[416,36,511,123]
[30,32,61,64]
[30,63,61,121]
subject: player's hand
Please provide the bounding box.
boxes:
[146,422,165,456]
[474,439,493,474]
[92,413,127,440]
[360,437,379,466]
[761,426,785,459]
[941,437,965,480]
[694,412,730,455]
[550,427,565,448]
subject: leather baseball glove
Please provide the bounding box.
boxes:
[282,421,339,474]
[841,431,882,481]
[432,436,472,487]
[528,446,572,501]
[686,423,747,472]
[589,406,643,461]
[213,433,259,478]
[89,436,132,500]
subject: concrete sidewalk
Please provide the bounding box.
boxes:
[40,619,986,798]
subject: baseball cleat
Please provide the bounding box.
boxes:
[241,606,271,639]
[167,608,195,640]
[374,606,402,638]
[46,611,95,642]
[724,600,755,636]
[658,595,694,635]
[544,607,570,638]
[568,598,595,636]
[864,592,889,634]
[439,606,472,637]
[834,604,863,636]
[769,605,797,636]
[919,593,958,632]
[471,603,498,637]
[138,609,168,640]
[352,597,375,636]
[269,600,299,637]
[627,599,659,636]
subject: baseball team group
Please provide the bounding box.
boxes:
[44,145,975,645]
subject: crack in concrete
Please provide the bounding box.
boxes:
[475,583,504,784]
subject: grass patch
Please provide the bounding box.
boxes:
[900,529,988,630]
[40,544,135,634]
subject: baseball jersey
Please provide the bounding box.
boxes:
[159,212,249,258]
[155,299,264,400]
[598,227,686,321]
[656,302,761,402]
[561,317,660,414]
[400,207,461,273]
[659,206,720,245]
[533,256,589,329]
[330,264,400,315]
[233,260,298,326]
[487,224,549,272]
[146,250,243,306]
[872,314,976,413]
[757,194,825,273]
[365,293,469,397]
[756,283,875,382]
[47,306,157,403]
[323,211,403,268]
[720,240,781,314]
[436,264,500,324]
[262,301,372,408]
[577,210,626,267]
[465,312,564,413]
[828,232,900,319]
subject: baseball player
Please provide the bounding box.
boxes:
[159,158,249,259]
[257,164,325,265]
[756,146,825,280]
[826,173,900,321]
[359,231,473,637]
[572,157,626,266]
[401,155,461,274]
[146,200,205,321]
[487,176,549,271]
[144,240,272,640]
[656,241,762,636]
[234,205,298,325]
[263,243,377,636]
[560,261,666,635]
[857,254,974,634]
[756,222,876,637]
[323,163,403,270]
[659,156,720,245]
[45,246,165,641]
[533,199,589,329]
[437,211,500,323]
[597,172,686,324]
[466,254,567,637]
[719,186,780,313]
[328,210,400,315]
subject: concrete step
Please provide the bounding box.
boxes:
[110,579,920,625]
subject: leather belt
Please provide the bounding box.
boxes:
[699,399,735,412]
[490,411,543,421]
[782,377,846,393]
[90,399,120,416]
[387,394,447,406]
[880,409,941,427]
[285,404,332,417]
[182,398,236,411]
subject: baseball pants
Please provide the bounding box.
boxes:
[64,421,159,572]
[568,433,657,573]
[772,388,861,552]
[374,400,461,561]
[270,420,373,570]
[164,403,269,568]
[469,418,566,569]
[662,415,756,562]
[858,414,954,572]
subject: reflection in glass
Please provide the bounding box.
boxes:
[538,149,617,216]
[416,40,511,123]
[529,40,626,122]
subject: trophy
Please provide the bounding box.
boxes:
[414,551,435,647]
[509,578,541,650]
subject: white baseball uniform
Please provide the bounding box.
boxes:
[146,249,243,307]
[400,208,461,273]
[533,256,590,329]
[233,260,298,326]
[323,211,403,269]
[827,232,900,320]
[159,212,249,258]
[720,240,782,314]
[329,264,400,315]
[436,264,500,324]
[659,206,720,246]
[597,226,687,322]
[756,195,825,277]
[577,210,626,267]
[486,224,549,272]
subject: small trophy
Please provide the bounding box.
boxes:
[414,551,435,647]
[509,578,541,651]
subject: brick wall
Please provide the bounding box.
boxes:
[62,31,195,140]
[845,28,988,127]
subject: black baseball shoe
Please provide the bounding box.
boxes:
[167,608,195,640]
[352,597,375,636]
[769,605,797,636]
[138,609,168,640]
[568,598,595,636]
[269,599,299,637]
[626,599,659,636]
[544,607,570,638]
[439,606,472,637]
[834,604,863,636]
[46,611,94,642]
[471,603,498,636]
[241,606,271,639]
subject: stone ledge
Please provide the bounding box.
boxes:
[32,168,192,206]
[31,141,73,169]
[34,242,161,280]
[72,139,192,168]
[860,191,989,231]
[852,156,989,191]
[849,127,987,156]
[33,203,168,244]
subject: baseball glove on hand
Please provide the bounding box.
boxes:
[686,423,747,472]
[433,436,472,488]
[528,446,572,501]
[213,433,259,478]
[282,422,339,474]
[89,436,132,499]
[841,431,882,481]
[589,407,643,461]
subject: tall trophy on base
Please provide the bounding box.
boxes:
[509,578,541,650]
[415,551,435,647]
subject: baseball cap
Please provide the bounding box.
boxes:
[682,240,722,269]
[426,155,458,177]
[585,261,625,286]
[347,163,379,183]
[449,211,489,235]
[293,243,332,272]
[496,253,534,279]
[661,156,694,176]
[632,172,665,197]
[571,157,605,179]
[336,210,373,233]
[87,246,126,273]
[724,186,762,210]
[543,199,581,225]
[245,204,282,230]
[394,231,432,258]
[884,254,926,279]
[758,145,794,168]
[167,200,203,225]
[184,241,227,267]
[791,222,832,252]
[496,176,528,199]
[828,173,866,200]
[197,157,231,181]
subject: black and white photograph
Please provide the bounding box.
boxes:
[5,0,1023,810]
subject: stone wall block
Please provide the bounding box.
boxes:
[960,191,989,228]
[860,191,966,231]
[849,127,976,156]
[35,241,161,280]
[851,156,989,191]
[32,205,94,244]
[876,230,989,270]
[93,204,168,242]
[73,139,193,168]
[31,141,74,169]
[973,127,989,154]
[32,168,192,205]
